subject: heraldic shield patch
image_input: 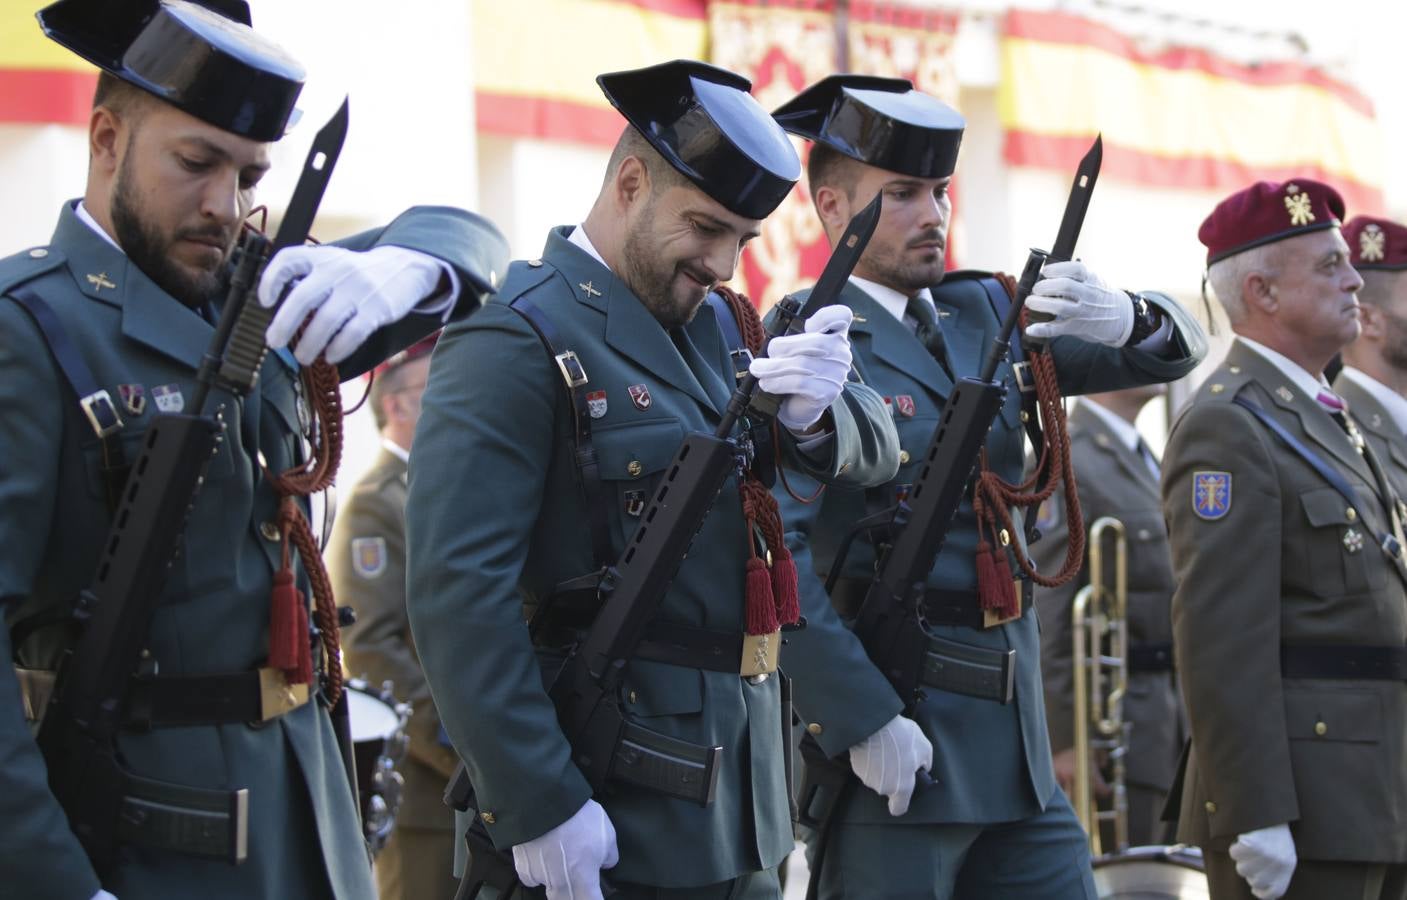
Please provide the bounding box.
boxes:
[351,537,387,578]
[1192,471,1232,521]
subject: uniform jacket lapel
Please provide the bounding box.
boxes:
[844,281,953,402]
[1338,376,1407,473]
[1072,403,1159,502]
[931,282,988,384]
[1231,342,1376,488]
[542,228,717,415]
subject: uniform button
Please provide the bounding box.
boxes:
[1138,529,1152,540]
[479,810,496,825]
[1020,410,1030,423]
[899,450,911,465]
[28,248,48,258]
[999,529,1011,546]
[747,673,769,685]
[627,460,643,477]
[1204,801,1217,814]
[528,259,543,267]
[628,690,638,704]
[1346,508,1358,522]
[1210,384,1225,394]
[260,521,281,542]
[1314,720,1328,736]
[1229,365,1242,374]
[807,722,823,736]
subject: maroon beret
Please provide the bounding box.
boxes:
[1198,179,1345,265]
[371,332,439,380]
[1343,216,1407,271]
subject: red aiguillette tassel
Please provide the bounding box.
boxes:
[745,556,779,636]
[268,569,313,684]
[770,547,801,626]
[976,540,1019,620]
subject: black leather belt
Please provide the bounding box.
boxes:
[1128,642,1175,674]
[126,668,311,728]
[830,578,1033,629]
[1281,645,1407,680]
[534,616,779,676]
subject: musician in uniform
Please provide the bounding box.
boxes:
[327,335,459,900]
[1033,386,1184,847]
[406,61,899,900]
[0,2,506,898]
[769,75,1206,899]
[1164,179,1407,900]
[1335,216,1407,497]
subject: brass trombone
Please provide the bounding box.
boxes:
[1072,516,1131,856]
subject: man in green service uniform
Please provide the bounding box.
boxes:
[1336,215,1407,498]
[328,335,459,900]
[1034,386,1184,848]
[407,60,899,900]
[0,2,507,899]
[1166,179,1407,900]
[769,75,1206,898]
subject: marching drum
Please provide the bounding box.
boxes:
[1092,845,1208,899]
[345,678,412,854]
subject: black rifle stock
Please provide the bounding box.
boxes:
[33,101,349,874]
[447,195,883,898]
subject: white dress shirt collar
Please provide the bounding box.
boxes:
[1078,397,1142,452]
[568,224,610,271]
[1339,366,1407,435]
[848,276,936,324]
[75,200,122,251]
[1236,336,1333,401]
[381,437,410,465]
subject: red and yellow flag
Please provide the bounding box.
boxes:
[0,0,96,125]
[1000,9,1385,216]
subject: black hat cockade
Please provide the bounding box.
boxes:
[597,60,801,221]
[37,0,305,142]
[774,75,966,180]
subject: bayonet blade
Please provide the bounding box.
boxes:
[806,192,883,310]
[1049,134,1102,263]
[271,98,349,251]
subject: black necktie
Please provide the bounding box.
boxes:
[905,296,952,377]
[1134,436,1160,479]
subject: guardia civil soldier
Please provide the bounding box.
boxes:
[0,2,507,899]
[1336,216,1407,498]
[327,335,458,900]
[769,75,1207,899]
[406,61,899,900]
[1033,387,1184,848]
[1165,180,1407,900]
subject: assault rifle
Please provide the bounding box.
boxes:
[796,137,1102,900]
[34,101,349,873]
[446,194,884,899]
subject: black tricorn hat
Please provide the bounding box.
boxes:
[597,60,801,220]
[774,75,965,180]
[37,0,305,142]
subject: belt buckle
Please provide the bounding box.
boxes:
[1012,361,1036,394]
[80,389,124,438]
[981,579,1026,629]
[740,629,781,679]
[257,668,310,721]
[554,351,589,389]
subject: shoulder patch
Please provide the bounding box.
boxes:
[350,536,388,578]
[1192,471,1232,520]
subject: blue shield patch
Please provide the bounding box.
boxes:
[1192,471,1232,521]
[351,537,387,579]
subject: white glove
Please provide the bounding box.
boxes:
[1024,260,1134,347]
[260,244,446,365]
[91,892,118,900]
[1230,823,1297,899]
[847,714,933,817]
[748,304,854,432]
[511,799,619,900]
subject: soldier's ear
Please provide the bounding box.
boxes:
[1245,271,1277,314]
[1358,302,1384,341]
[613,155,650,212]
[813,183,851,244]
[89,106,122,177]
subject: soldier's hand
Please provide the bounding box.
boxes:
[1230,823,1297,899]
[1052,747,1111,799]
[847,714,933,817]
[261,244,449,365]
[748,304,853,432]
[511,798,619,900]
[1024,260,1134,347]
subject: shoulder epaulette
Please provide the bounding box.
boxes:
[937,268,996,284]
[490,258,558,307]
[0,248,66,297]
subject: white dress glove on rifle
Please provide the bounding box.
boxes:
[1024,260,1134,347]
[748,305,854,432]
[511,799,619,900]
[1230,823,1297,899]
[260,244,446,365]
[847,714,933,817]
[91,892,117,900]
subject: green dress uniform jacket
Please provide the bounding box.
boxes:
[1164,341,1407,864]
[405,227,899,889]
[0,202,506,900]
[778,277,1204,827]
[326,447,458,899]
[1032,400,1183,842]
[1336,369,1407,500]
